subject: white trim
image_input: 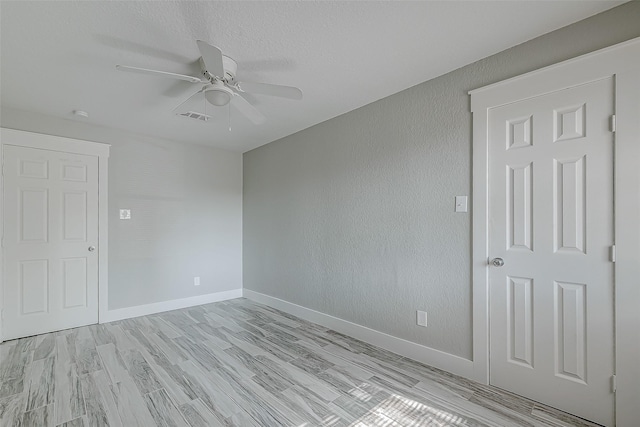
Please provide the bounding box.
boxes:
[470,37,640,426]
[0,128,110,344]
[471,107,490,384]
[0,134,3,343]
[612,64,640,427]
[469,37,640,109]
[97,145,109,324]
[100,289,243,323]
[243,289,475,379]
[0,128,110,157]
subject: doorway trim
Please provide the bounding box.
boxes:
[0,128,110,343]
[469,37,640,426]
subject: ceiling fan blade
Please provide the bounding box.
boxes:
[172,88,205,112]
[236,81,303,100]
[196,40,225,78]
[116,65,203,83]
[231,94,266,125]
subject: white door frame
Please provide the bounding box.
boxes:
[470,37,640,426]
[0,128,110,343]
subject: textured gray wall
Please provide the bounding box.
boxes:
[243,2,640,360]
[1,108,243,310]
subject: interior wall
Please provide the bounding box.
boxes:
[1,108,243,310]
[243,2,640,360]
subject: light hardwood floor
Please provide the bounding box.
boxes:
[0,298,601,427]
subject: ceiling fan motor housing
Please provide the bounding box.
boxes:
[200,55,237,82]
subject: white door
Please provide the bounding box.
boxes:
[488,77,614,426]
[3,145,99,340]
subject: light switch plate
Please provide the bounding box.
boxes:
[119,209,131,220]
[455,196,468,213]
[417,310,428,327]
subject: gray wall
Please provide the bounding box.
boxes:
[1,108,243,310]
[243,2,640,360]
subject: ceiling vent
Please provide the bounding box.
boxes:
[178,111,211,122]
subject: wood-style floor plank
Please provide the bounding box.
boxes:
[144,388,189,427]
[22,403,54,427]
[0,298,601,427]
[24,356,55,412]
[53,336,84,425]
[79,370,111,427]
[0,393,26,426]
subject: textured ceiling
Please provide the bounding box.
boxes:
[0,1,623,152]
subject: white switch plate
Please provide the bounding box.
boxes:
[119,209,131,220]
[455,196,468,213]
[417,310,428,327]
[194,277,200,286]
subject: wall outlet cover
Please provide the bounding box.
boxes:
[119,209,131,220]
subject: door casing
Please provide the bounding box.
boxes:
[470,37,640,426]
[0,128,110,342]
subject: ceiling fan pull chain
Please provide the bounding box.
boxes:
[228,102,232,131]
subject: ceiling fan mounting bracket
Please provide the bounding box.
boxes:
[199,56,237,83]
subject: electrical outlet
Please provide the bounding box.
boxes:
[416,310,428,327]
[194,276,200,286]
[119,209,131,220]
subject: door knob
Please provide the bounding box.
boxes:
[491,257,504,267]
[88,246,96,252]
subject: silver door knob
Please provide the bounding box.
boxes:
[491,258,504,267]
[88,246,96,252]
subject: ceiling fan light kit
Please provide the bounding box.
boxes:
[204,82,234,106]
[115,40,302,126]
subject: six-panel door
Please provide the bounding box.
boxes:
[488,78,615,426]
[3,145,99,340]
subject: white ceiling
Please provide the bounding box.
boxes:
[0,1,622,152]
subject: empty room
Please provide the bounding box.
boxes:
[1,1,639,426]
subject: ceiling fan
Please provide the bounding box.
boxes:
[116,40,302,125]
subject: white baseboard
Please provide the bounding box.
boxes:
[243,289,475,379]
[99,289,243,323]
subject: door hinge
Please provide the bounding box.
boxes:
[610,245,616,262]
[610,115,616,133]
[611,375,617,393]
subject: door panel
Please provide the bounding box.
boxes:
[554,156,586,253]
[507,163,533,251]
[3,145,99,339]
[61,257,87,309]
[507,276,533,368]
[19,259,49,315]
[488,78,614,426]
[555,280,587,383]
[63,192,87,240]
[19,188,48,242]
